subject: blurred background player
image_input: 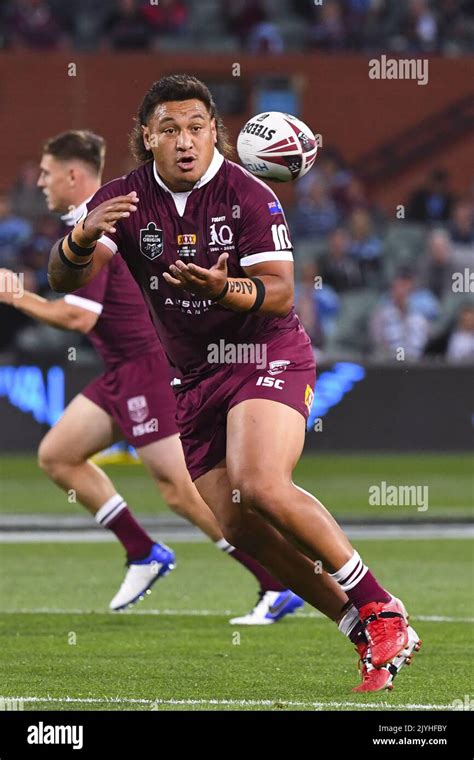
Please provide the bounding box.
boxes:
[0,129,304,621]
[47,78,422,691]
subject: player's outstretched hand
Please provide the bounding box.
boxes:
[79,192,139,245]
[163,252,229,298]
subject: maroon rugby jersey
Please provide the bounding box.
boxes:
[86,150,301,385]
[62,201,161,369]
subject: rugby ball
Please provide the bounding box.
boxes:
[237,111,318,182]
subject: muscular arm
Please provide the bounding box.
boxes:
[241,260,294,317]
[48,239,112,293]
[12,291,99,333]
[0,269,99,333]
[164,256,294,317]
[47,191,138,292]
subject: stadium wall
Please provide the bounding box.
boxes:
[1,53,473,211]
[0,361,471,452]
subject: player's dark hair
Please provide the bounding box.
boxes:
[42,130,106,176]
[130,74,233,163]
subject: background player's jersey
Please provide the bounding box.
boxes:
[62,202,162,369]
[65,255,161,369]
[86,150,301,387]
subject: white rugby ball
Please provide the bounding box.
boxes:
[237,111,318,182]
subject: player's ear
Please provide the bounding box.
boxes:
[141,124,151,151]
[210,117,217,145]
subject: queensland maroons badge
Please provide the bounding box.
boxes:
[140,222,163,260]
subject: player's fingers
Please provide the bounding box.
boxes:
[186,263,210,280]
[103,202,138,215]
[103,208,136,222]
[163,272,185,288]
[107,194,139,205]
[168,265,189,285]
[170,262,196,284]
[216,252,229,269]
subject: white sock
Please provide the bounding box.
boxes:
[338,603,362,638]
[215,538,235,554]
[95,494,127,527]
[330,550,368,592]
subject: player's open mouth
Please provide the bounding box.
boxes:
[177,156,197,171]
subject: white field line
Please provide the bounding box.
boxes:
[0,695,457,711]
[1,609,472,623]
[1,527,473,542]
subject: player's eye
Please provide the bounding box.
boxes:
[191,125,202,132]
[163,128,175,134]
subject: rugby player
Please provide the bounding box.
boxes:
[1,129,304,622]
[47,78,421,691]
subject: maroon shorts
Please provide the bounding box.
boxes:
[176,325,316,481]
[82,350,179,448]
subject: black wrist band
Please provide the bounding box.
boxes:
[59,239,93,269]
[212,280,229,302]
[67,231,96,257]
[248,277,266,312]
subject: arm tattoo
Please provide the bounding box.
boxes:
[228,280,254,295]
[47,239,94,293]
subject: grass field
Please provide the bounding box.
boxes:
[0,452,472,518]
[0,453,472,712]
[0,539,472,711]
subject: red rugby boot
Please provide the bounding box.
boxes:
[359,596,409,667]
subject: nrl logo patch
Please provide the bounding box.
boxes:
[268,359,291,376]
[140,222,163,260]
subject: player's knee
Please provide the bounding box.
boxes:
[37,439,57,476]
[38,438,69,479]
[233,475,283,517]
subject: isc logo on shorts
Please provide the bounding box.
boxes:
[132,418,159,437]
[256,376,285,389]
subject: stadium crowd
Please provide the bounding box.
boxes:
[0,0,472,362]
[0,148,472,363]
[0,0,472,54]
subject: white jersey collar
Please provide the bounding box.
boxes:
[60,195,94,227]
[153,148,224,216]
